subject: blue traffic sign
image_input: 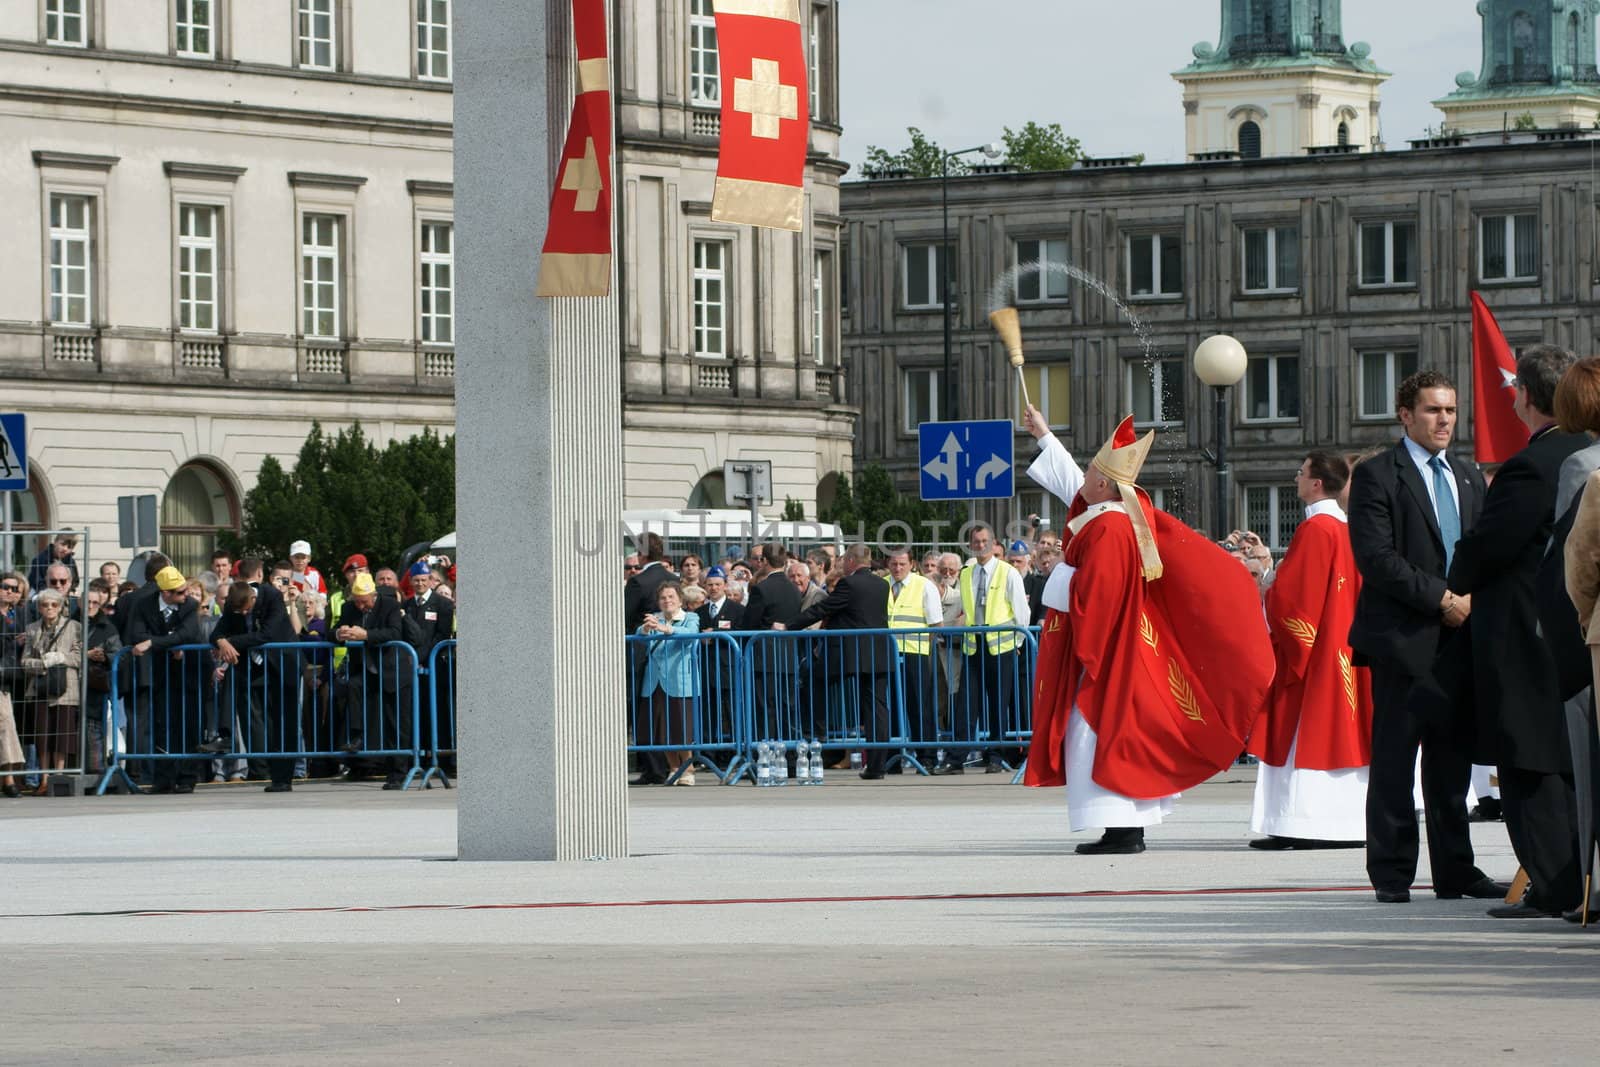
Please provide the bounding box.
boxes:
[0,413,26,492]
[918,419,1015,501]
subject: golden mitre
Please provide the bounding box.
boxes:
[1091,414,1163,581]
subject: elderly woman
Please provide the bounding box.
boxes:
[636,580,701,785]
[20,588,82,795]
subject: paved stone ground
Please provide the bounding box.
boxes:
[3,771,1597,1064]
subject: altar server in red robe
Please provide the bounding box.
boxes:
[1025,414,1275,854]
[1247,451,1373,850]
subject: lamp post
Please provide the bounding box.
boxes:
[1193,334,1248,537]
[941,141,1001,422]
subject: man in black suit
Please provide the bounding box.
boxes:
[336,572,408,788]
[786,544,893,778]
[741,542,803,751]
[624,535,675,784]
[215,558,300,792]
[1347,369,1498,903]
[696,566,744,744]
[1450,345,1589,917]
[124,565,204,793]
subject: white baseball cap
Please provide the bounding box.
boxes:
[289,540,312,557]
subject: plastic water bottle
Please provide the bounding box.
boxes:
[809,740,825,785]
[849,729,863,772]
[771,742,788,786]
[794,739,811,783]
[756,742,773,787]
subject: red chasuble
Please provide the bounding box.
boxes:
[1248,513,1373,770]
[1025,503,1275,798]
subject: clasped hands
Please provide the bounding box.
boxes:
[1441,590,1472,628]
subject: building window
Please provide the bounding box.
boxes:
[1358,349,1419,419]
[689,0,719,106]
[1127,233,1182,299]
[808,5,820,119]
[175,0,213,58]
[692,238,728,358]
[1242,225,1298,293]
[45,0,87,46]
[417,0,450,80]
[812,250,829,364]
[297,0,335,70]
[419,221,453,344]
[48,194,93,326]
[177,204,219,333]
[1337,120,1351,147]
[903,368,941,433]
[1244,484,1301,554]
[300,214,341,339]
[1358,220,1417,287]
[1129,357,1184,426]
[161,462,239,579]
[1242,353,1299,422]
[1014,238,1070,303]
[1018,362,1070,429]
[902,243,950,310]
[1480,213,1539,283]
[1238,120,1261,159]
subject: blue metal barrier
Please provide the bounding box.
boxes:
[625,630,746,784]
[733,625,1038,783]
[97,639,427,794]
[421,639,456,788]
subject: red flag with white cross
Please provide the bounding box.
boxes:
[711,0,809,231]
[537,0,612,297]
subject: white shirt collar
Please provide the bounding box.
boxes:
[1305,497,1346,523]
[1402,434,1446,471]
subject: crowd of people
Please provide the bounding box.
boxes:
[0,538,458,796]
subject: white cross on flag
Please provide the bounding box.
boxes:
[711,0,809,231]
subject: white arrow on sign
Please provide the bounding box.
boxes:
[922,431,962,491]
[973,454,1009,491]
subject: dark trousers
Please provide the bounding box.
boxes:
[150,678,202,789]
[853,669,891,774]
[260,653,301,786]
[1365,661,1484,893]
[958,644,1021,763]
[1500,766,1582,912]
[901,651,938,760]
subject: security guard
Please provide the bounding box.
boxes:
[884,547,943,772]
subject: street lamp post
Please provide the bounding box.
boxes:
[941,142,1001,423]
[1193,334,1249,537]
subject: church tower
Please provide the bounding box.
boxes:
[1174,1,1389,159]
[1435,1,1600,133]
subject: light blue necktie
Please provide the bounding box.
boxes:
[1430,455,1461,571]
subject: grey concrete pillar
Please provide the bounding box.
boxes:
[455,0,629,859]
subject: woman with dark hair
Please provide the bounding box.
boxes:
[636,580,701,785]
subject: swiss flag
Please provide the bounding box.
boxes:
[537,0,613,297]
[1469,291,1525,464]
[711,0,809,231]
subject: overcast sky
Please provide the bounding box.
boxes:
[837,1,1483,170]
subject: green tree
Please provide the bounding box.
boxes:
[232,421,455,573]
[781,496,805,521]
[819,465,949,547]
[1001,121,1082,172]
[863,126,960,178]
[1513,111,1538,132]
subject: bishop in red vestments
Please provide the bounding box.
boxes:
[1025,414,1275,854]
[1247,451,1373,849]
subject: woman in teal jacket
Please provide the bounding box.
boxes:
[637,581,701,784]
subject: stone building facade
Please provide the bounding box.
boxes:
[0,0,851,576]
[840,136,1600,550]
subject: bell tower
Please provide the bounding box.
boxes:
[1175,0,1388,159]
[1435,1,1600,133]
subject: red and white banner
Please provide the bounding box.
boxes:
[711,0,809,231]
[1469,291,1524,463]
[537,0,613,297]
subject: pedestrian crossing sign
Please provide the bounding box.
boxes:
[0,413,28,492]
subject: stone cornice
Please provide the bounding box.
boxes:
[288,171,369,190]
[407,179,454,197]
[163,161,247,181]
[32,150,119,171]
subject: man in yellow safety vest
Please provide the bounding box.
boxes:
[885,546,943,772]
[933,523,1031,774]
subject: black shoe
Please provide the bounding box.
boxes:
[338,741,362,755]
[1075,829,1146,855]
[264,782,293,793]
[1467,800,1503,822]
[382,779,404,791]
[197,737,230,754]
[1374,888,1411,903]
[148,784,174,795]
[172,784,195,795]
[1562,907,1587,924]
[886,763,904,775]
[1248,835,1298,850]
[1436,877,1509,900]
[630,773,666,786]
[859,769,885,780]
[984,759,1006,774]
[1487,901,1562,919]
[929,761,964,776]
